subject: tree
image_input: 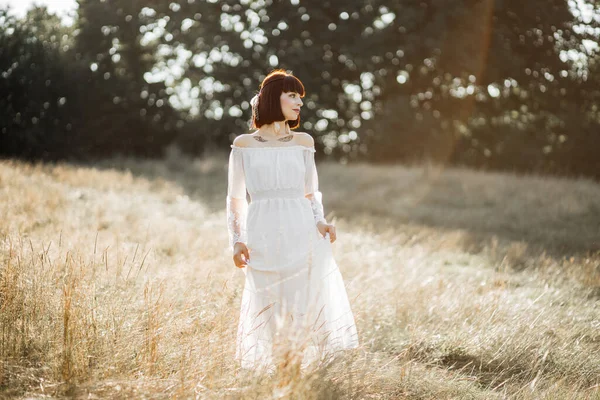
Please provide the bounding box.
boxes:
[74,0,178,157]
[0,7,78,159]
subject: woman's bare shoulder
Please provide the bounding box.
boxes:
[293,132,315,148]
[232,134,254,147]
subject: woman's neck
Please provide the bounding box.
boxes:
[257,121,290,138]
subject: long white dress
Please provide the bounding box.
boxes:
[226,143,359,371]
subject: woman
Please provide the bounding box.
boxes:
[226,69,359,374]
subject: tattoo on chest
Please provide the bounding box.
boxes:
[252,134,294,142]
[277,135,294,142]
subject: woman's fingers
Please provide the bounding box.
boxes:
[233,252,248,268]
[328,224,336,242]
[232,244,250,268]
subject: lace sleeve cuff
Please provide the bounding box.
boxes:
[227,195,248,252]
[304,148,327,225]
[307,190,327,225]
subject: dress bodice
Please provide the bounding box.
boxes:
[230,145,315,201]
[226,144,326,252]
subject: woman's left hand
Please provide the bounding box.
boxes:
[317,221,336,242]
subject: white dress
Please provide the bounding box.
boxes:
[226,143,359,371]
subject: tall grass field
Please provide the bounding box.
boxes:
[1,148,599,399]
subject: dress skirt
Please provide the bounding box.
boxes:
[235,229,359,371]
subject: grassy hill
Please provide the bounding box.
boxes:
[1,149,598,399]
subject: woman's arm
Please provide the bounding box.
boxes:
[226,147,248,252]
[304,146,327,225]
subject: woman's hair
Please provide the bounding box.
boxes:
[250,69,305,130]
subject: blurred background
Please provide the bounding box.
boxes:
[1,0,598,178]
[1,2,600,398]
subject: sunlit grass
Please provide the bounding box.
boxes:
[0,149,598,399]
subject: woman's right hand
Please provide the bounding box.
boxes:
[233,242,250,268]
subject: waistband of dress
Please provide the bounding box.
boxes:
[251,188,306,201]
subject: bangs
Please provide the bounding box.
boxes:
[282,76,305,97]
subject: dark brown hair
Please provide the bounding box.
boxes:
[251,69,306,130]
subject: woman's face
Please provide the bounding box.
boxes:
[279,91,303,121]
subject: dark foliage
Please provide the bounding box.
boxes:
[0,4,177,161]
[1,1,598,178]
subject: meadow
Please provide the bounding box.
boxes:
[1,146,599,399]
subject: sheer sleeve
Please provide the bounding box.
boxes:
[226,146,248,252]
[304,147,327,225]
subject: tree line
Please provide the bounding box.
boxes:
[1,0,598,178]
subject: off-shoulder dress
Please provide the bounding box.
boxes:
[226,143,359,371]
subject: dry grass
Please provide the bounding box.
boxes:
[0,147,598,399]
